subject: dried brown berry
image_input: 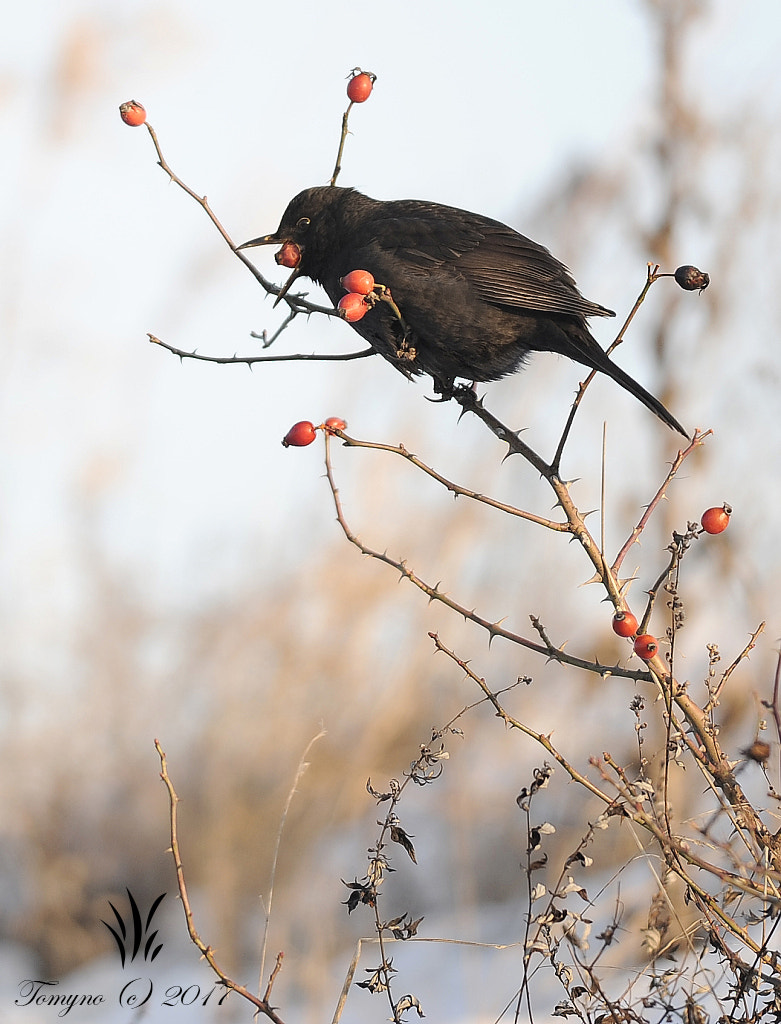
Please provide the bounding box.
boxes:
[742,741,770,765]
[674,265,710,292]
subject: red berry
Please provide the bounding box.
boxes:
[324,416,347,432]
[338,293,368,322]
[347,71,374,103]
[633,634,659,661]
[275,242,301,269]
[119,100,146,126]
[282,421,317,448]
[340,269,375,295]
[612,611,639,638]
[701,504,731,535]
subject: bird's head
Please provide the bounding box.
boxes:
[238,185,365,304]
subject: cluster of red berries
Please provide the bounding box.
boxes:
[282,417,347,448]
[611,611,658,661]
[611,504,732,662]
[346,69,375,104]
[337,269,376,322]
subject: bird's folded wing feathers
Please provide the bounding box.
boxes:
[372,210,614,320]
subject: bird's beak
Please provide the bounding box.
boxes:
[236,233,279,250]
[273,268,301,306]
[236,233,302,307]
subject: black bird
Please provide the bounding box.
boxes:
[239,186,686,436]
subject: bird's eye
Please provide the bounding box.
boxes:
[296,217,311,230]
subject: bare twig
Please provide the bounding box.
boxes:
[331,104,353,187]
[262,952,285,1005]
[155,739,287,1024]
[612,429,710,577]
[330,68,376,185]
[767,649,781,779]
[258,729,326,995]
[145,121,278,296]
[148,333,375,367]
[710,622,765,708]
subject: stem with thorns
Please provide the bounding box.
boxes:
[147,333,375,367]
[327,411,781,878]
[324,433,652,681]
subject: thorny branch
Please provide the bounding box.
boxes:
[147,333,375,366]
[325,413,780,884]
[323,431,654,683]
[337,433,568,532]
[325,415,781,977]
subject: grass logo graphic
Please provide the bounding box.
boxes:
[102,889,166,967]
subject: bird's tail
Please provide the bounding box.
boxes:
[585,348,691,436]
[591,348,688,437]
[558,321,688,437]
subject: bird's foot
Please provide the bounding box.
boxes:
[426,375,471,403]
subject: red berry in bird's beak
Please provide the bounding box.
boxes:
[276,242,302,268]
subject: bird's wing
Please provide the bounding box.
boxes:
[372,204,614,320]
